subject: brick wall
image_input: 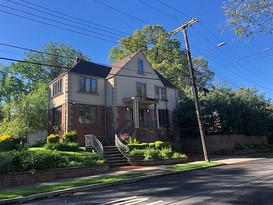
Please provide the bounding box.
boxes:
[181,134,268,154]
[0,165,109,188]
[70,104,106,146]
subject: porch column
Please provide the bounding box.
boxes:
[133,98,139,128]
[154,103,159,129]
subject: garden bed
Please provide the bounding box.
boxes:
[129,156,188,166]
[0,165,109,188]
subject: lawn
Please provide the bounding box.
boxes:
[168,161,220,171]
[0,173,144,200]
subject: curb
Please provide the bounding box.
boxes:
[0,163,223,204]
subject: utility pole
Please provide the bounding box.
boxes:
[171,18,210,162]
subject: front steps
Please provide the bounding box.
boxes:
[103,146,130,167]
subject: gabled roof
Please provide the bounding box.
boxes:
[109,51,139,77]
[69,60,111,78]
[66,53,176,89]
[154,69,176,88]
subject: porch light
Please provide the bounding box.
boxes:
[146,109,150,113]
[126,107,130,111]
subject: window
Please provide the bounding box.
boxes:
[138,59,144,74]
[52,79,62,96]
[155,87,167,100]
[136,82,146,97]
[79,105,97,124]
[158,109,169,127]
[53,107,62,126]
[79,77,97,94]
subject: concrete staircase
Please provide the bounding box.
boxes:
[103,146,130,167]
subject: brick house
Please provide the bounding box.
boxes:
[48,50,178,145]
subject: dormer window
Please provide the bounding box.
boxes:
[138,59,144,74]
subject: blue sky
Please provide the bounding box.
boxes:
[0,0,272,100]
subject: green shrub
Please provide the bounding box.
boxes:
[234,142,249,150]
[45,142,80,151]
[130,148,145,156]
[144,148,161,160]
[63,130,78,143]
[160,147,173,159]
[128,137,139,145]
[155,141,173,149]
[31,138,46,147]
[172,152,186,158]
[128,143,149,151]
[148,142,155,149]
[46,134,60,144]
[0,136,15,151]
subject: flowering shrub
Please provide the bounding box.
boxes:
[46,134,60,144]
[119,133,129,144]
[0,133,16,151]
[0,133,11,142]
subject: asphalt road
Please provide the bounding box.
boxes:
[23,158,273,205]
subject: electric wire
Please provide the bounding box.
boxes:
[20,0,129,36]
[7,0,125,38]
[93,0,149,24]
[0,4,119,41]
[0,9,117,43]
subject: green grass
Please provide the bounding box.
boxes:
[28,147,92,157]
[168,161,220,171]
[0,173,144,200]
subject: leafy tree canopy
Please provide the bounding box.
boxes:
[177,86,273,136]
[0,42,88,137]
[109,25,214,91]
[222,0,273,38]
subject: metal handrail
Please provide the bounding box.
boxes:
[85,134,104,158]
[115,134,129,159]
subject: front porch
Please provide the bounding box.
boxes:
[123,96,159,129]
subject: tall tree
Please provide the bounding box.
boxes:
[109,25,214,91]
[0,42,89,136]
[222,0,273,38]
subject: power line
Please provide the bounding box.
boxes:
[0,43,75,60]
[93,0,149,24]
[7,0,125,38]
[0,4,119,41]
[0,9,117,43]
[20,0,129,36]
[156,0,191,18]
[138,0,181,21]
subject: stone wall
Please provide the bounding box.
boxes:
[0,165,109,188]
[181,134,268,154]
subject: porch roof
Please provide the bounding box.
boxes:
[123,97,158,105]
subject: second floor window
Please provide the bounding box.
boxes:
[138,59,144,74]
[155,87,167,100]
[136,82,146,97]
[80,77,97,94]
[52,78,62,97]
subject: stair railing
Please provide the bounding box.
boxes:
[85,134,104,158]
[115,134,129,159]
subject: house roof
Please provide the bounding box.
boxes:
[109,51,139,77]
[67,53,176,89]
[69,60,111,78]
[154,69,176,88]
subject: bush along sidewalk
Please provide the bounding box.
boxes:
[119,136,188,165]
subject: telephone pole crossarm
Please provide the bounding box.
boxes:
[170,17,199,35]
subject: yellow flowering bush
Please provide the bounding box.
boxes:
[46,134,60,144]
[0,133,16,151]
[0,133,11,142]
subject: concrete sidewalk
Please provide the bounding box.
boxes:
[0,155,264,204]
